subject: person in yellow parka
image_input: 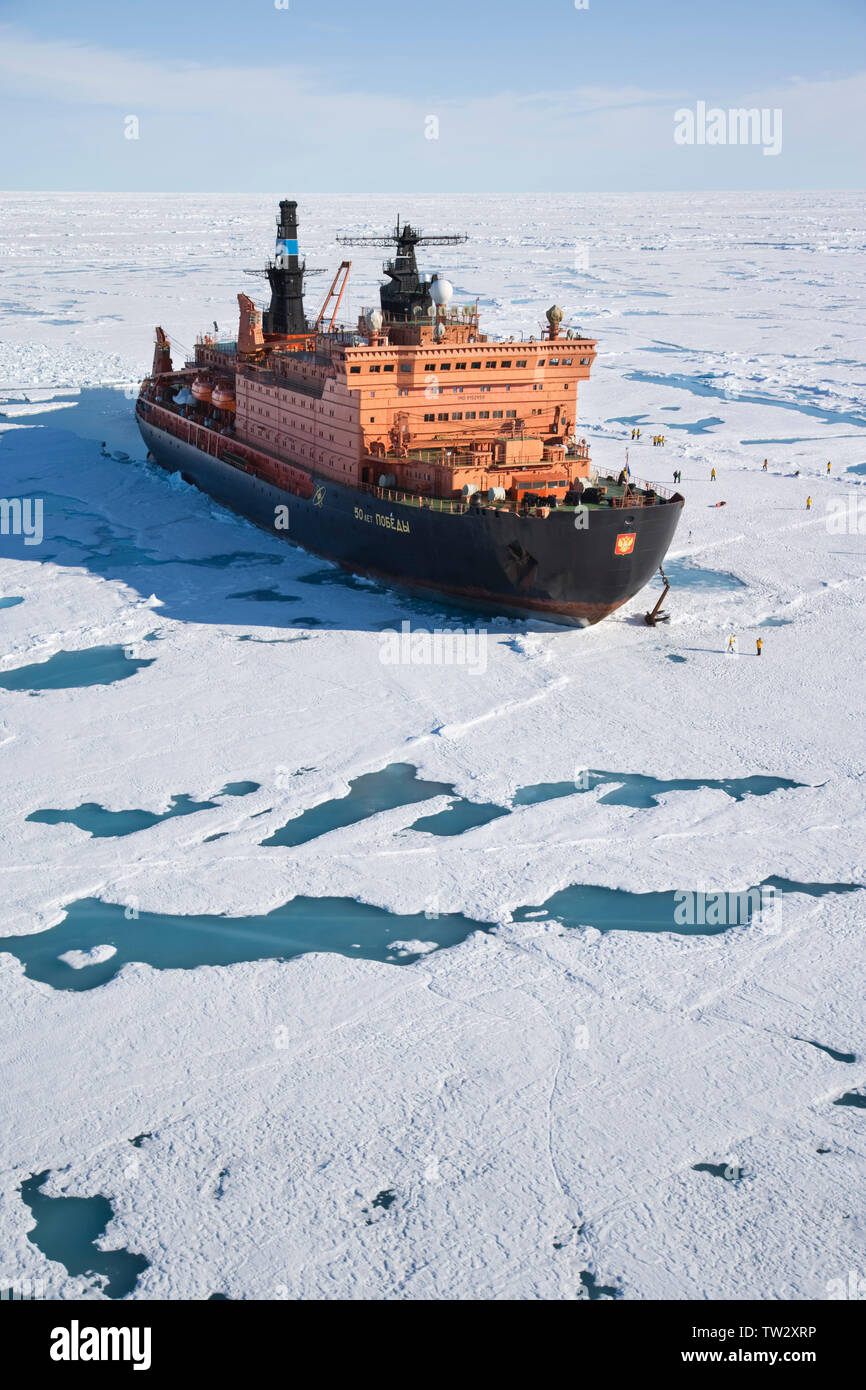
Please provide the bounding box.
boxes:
[711,467,717,481]
[827,461,832,474]
[763,458,768,471]
[756,637,763,657]
[806,496,812,509]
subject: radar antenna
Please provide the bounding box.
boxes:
[336,219,468,323]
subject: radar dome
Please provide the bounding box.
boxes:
[430,276,454,307]
[365,308,384,333]
[546,304,564,327]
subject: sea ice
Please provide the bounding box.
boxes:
[1,191,864,1302]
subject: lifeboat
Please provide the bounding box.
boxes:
[211,384,236,413]
[191,377,213,404]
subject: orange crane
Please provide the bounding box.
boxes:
[315,261,351,332]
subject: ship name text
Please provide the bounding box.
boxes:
[355,507,411,534]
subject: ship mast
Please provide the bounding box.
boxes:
[337,219,468,322]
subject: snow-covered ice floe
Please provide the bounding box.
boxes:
[58,944,118,971]
[0,192,865,1301]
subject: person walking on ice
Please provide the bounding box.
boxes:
[827,461,832,474]
[711,467,717,481]
[806,495,812,510]
[762,458,768,471]
[727,633,737,655]
[756,637,763,657]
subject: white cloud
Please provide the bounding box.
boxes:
[0,25,862,190]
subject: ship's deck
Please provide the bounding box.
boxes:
[363,475,676,516]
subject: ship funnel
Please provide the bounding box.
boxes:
[264,198,308,336]
[275,199,300,266]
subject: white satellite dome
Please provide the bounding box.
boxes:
[365,308,384,333]
[430,276,454,307]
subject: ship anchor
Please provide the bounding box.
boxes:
[644,566,671,625]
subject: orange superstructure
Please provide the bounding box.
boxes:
[177,292,596,509]
[141,205,598,510]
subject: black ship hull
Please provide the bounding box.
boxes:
[137,414,683,626]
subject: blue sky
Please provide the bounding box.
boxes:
[0,0,863,190]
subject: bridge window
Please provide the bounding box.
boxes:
[424,363,437,372]
[506,409,517,418]
[471,361,481,369]
[451,412,463,420]
[492,410,503,418]
[350,366,361,374]
[369,365,381,373]
[500,360,512,368]
[455,362,467,370]
[485,361,496,369]
[424,413,435,422]
[399,363,411,373]
[383,364,394,372]
[465,411,476,419]
[515,359,527,367]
